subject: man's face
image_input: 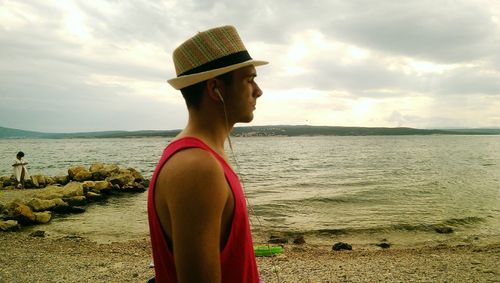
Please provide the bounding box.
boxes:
[224,65,263,124]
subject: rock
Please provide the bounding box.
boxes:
[7,202,36,225]
[74,171,92,182]
[63,196,87,206]
[122,183,146,193]
[86,191,103,201]
[1,176,12,187]
[89,162,105,173]
[28,198,59,211]
[435,227,454,234]
[332,242,352,251]
[29,230,46,237]
[34,211,52,224]
[128,168,145,182]
[91,164,119,180]
[45,176,55,185]
[82,181,96,190]
[107,173,135,188]
[53,205,85,214]
[31,175,47,188]
[53,175,69,185]
[0,220,20,231]
[293,235,306,245]
[93,181,112,193]
[376,242,391,249]
[268,235,288,244]
[36,192,64,200]
[24,179,35,188]
[62,182,85,197]
[68,165,88,180]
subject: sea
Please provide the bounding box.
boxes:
[1,136,499,247]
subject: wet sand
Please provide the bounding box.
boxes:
[1,231,498,283]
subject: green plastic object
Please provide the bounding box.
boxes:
[254,245,284,257]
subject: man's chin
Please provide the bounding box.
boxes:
[237,114,254,123]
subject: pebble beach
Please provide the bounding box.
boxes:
[1,231,498,282]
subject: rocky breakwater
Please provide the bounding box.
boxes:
[0,163,149,232]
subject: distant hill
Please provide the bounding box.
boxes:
[0,125,498,139]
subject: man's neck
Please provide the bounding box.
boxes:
[178,113,233,156]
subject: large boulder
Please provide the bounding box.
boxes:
[53,175,69,185]
[31,175,47,188]
[28,198,58,211]
[0,176,12,187]
[63,196,87,206]
[74,171,92,182]
[34,185,65,200]
[34,211,52,224]
[62,182,85,197]
[0,220,20,231]
[6,202,36,225]
[107,173,135,188]
[86,191,103,201]
[93,181,112,192]
[89,162,105,173]
[122,182,146,192]
[45,176,55,186]
[91,164,119,181]
[82,181,96,190]
[127,168,145,182]
[68,166,89,181]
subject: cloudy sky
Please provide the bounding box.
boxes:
[1,0,499,132]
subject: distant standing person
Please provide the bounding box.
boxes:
[12,151,29,189]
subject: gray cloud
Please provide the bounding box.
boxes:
[1,0,499,131]
[321,0,500,63]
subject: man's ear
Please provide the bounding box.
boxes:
[206,79,224,102]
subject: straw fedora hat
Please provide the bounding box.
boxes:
[167,25,268,90]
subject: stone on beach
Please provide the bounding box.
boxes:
[269,235,289,244]
[93,181,112,193]
[7,202,36,225]
[0,220,20,231]
[435,227,454,234]
[34,211,52,224]
[53,175,69,185]
[332,242,353,251]
[29,230,46,237]
[376,242,391,249]
[63,196,87,206]
[293,235,306,245]
[28,198,65,212]
[31,175,47,188]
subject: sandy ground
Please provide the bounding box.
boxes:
[1,231,498,283]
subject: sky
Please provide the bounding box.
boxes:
[1,0,499,132]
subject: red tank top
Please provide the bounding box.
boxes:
[147,137,260,282]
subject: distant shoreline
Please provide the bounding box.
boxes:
[1,125,500,139]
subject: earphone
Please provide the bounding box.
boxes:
[214,88,224,103]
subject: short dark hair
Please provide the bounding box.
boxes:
[180,71,234,109]
[17,151,24,158]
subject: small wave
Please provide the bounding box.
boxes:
[297,216,487,236]
[443,216,485,226]
[283,195,373,205]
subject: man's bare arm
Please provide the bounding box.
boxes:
[156,149,229,283]
[12,163,27,167]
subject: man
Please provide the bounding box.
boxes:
[12,151,29,189]
[147,26,268,283]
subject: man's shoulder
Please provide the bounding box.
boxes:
[159,147,225,188]
[167,147,222,173]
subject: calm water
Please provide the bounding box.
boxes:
[1,136,499,245]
